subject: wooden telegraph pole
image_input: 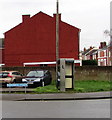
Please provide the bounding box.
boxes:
[110,2,112,66]
[56,0,59,82]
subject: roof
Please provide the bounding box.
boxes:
[87,49,98,55]
[98,46,108,51]
[82,48,91,55]
[82,48,98,56]
[5,11,80,34]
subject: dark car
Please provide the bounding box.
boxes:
[22,70,52,87]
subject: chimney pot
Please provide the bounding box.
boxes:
[90,46,93,50]
[84,47,86,51]
[103,42,106,47]
[100,42,103,48]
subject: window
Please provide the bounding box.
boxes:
[27,71,44,77]
[12,72,21,76]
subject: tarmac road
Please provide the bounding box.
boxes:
[2,99,110,118]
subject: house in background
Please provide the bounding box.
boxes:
[98,42,111,66]
[4,12,81,66]
[80,41,111,66]
[81,47,98,61]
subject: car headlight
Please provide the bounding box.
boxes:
[34,78,41,82]
[22,79,27,82]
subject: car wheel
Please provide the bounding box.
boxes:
[14,78,22,83]
[2,83,7,88]
[13,79,16,83]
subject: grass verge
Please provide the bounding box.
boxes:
[34,80,111,93]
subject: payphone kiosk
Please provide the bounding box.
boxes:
[57,58,75,92]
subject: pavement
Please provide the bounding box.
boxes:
[0,87,111,101]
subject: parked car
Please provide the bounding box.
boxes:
[0,71,23,87]
[22,70,52,87]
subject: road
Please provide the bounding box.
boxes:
[1,99,110,118]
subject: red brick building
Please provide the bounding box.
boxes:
[4,12,80,66]
[98,42,111,66]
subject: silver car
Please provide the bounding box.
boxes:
[0,71,22,87]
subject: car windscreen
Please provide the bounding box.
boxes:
[27,71,44,77]
[12,72,22,76]
[0,72,9,78]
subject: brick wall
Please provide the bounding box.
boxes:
[2,66,112,81]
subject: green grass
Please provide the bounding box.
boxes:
[74,80,111,93]
[34,85,59,93]
[33,80,111,93]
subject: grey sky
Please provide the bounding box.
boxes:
[0,0,111,50]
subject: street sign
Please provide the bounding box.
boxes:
[7,83,28,94]
[7,83,28,87]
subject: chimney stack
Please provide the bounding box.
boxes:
[103,42,106,47]
[90,46,93,50]
[100,42,106,49]
[84,47,86,51]
[22,15,30,23]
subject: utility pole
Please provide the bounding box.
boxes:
[56,0,59,82]
[110,30,112,66]
[110,1,112,66]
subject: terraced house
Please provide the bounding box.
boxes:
[97,42,111,66]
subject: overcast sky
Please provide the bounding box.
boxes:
[0,0,111,50]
